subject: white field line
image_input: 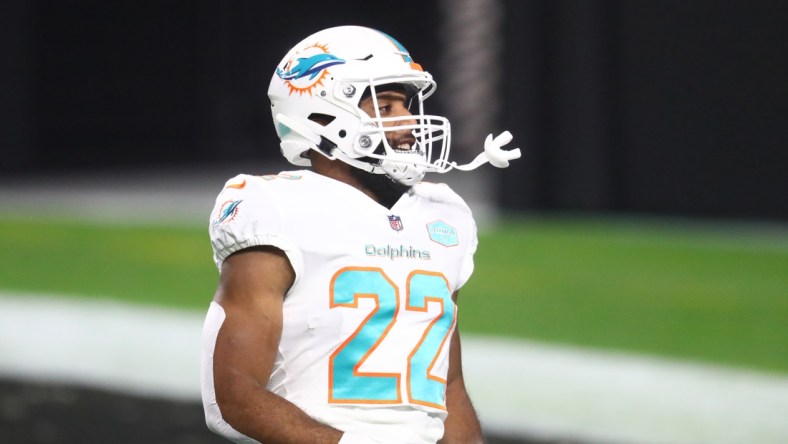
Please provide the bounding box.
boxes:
[1,293,787,444]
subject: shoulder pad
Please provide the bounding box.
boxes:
[411,181,471,211]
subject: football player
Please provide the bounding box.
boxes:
[201,25,520,443]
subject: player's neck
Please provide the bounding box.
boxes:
[309,155,407,209]
[347,167,410,209]
[309,155,384,204]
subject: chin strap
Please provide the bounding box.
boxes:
[333,150,379,174]
[334,150,426,186]
[448,131,522,172]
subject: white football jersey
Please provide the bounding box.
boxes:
[202,170,478,443]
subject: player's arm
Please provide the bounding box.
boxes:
[439,291,484,444]
[210,246,343,443]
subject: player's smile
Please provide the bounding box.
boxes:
[391,134,418,153]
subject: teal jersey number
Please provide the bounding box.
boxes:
[329,267,455,409]
[329,268,401,403]
[406,271,455,409]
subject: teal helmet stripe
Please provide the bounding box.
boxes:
[377,31,414,63]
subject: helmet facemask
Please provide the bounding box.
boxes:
[339,80,451,186]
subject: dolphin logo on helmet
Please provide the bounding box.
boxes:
[276,53,346,81]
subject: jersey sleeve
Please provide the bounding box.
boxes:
[415,181,479,290]
[208,174,303,282]
[455,219,478,290]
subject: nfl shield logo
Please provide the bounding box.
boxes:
[388,215,404,231]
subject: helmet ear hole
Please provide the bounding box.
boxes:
[308,113,336,126]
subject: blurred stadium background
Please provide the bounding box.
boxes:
[1,1,787,443]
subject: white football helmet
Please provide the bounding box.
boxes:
[267,25,520,186]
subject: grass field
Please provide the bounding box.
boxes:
[2,215,786,374]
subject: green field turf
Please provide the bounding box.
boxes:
[1,216,786,374]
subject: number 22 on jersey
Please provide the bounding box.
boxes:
[328,267,456,410]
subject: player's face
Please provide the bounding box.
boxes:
[359,89,417,151]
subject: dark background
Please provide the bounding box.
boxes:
[2,0,787,220]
